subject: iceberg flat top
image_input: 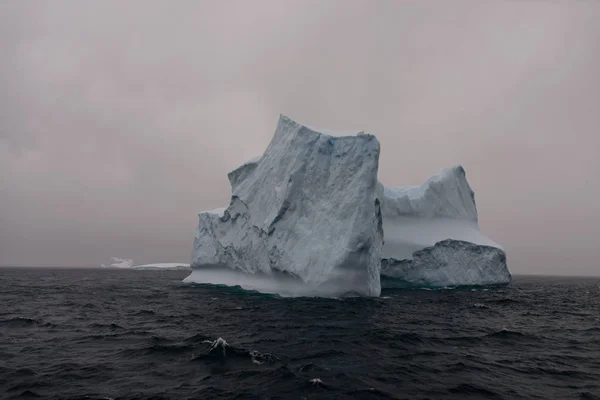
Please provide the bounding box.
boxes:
[202,207,226,217]
[301,123,363,137]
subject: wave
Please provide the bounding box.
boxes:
[191,338,278,367]
[397,332,427,344]
[118,343,194,357]
[0,317,39,327]
[297,362,331,373]
[306,378,328,389]
[130,309,155,316]
[12,390,43,398]
[0,317,56,328]
[449,383,503,398]
[183,333,212,343]
[88,322,126,330]
[581,327,600,333]
[7,380,52,395]
[149,335,172,343]
[580,392,600,400]
[490,298,521,305]
[485,328,535,340]
[292,348,348,362]
[346,387,397,399]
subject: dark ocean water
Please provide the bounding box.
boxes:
[1,268,599,400]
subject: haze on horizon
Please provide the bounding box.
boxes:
[1,1,599,275]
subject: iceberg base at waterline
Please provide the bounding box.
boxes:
[183,266,373,297]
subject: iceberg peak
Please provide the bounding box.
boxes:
[379,164,477,222]
[278,114,366,138]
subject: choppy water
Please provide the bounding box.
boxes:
[1,268,599,400]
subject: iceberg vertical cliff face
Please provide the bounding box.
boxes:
[186,115,383,297]
[378,166,510,288]
[381,240,509,288]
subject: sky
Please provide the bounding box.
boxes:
[1,1,599,275]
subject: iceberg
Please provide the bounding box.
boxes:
[101,257,134,269]
[381,240,509,288]
[378,166,510,288]
[132,263,190,270]
[185,115,510,296]
[185,115,383,297]
[101,258,190,270]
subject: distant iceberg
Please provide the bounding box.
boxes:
[101,257,134,269]
[132,263,191,270]
[101,258,190,270]
[185,115,510,297]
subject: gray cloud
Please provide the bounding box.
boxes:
[1,1,599,274]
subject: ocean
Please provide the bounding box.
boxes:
[1,267,599,399]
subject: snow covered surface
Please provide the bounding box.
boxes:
[205,208,226,218]
[187,115,383,297]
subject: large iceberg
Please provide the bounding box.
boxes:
[185,115,383,297]
[185,115,510,296]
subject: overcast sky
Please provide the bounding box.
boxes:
[1,1,599,275]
